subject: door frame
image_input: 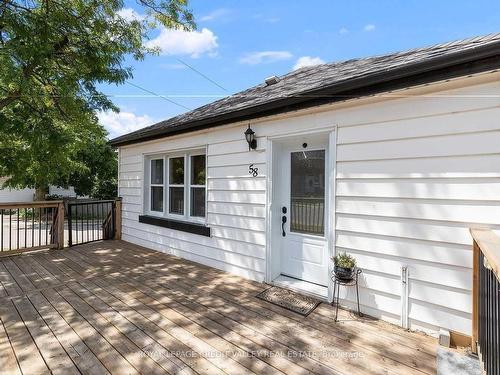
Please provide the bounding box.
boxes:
[265,127,337,302]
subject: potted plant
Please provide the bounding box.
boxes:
[332,252,357,280]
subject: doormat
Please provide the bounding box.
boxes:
[256,286,321,316]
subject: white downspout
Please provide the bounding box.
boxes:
[401,265,409,329]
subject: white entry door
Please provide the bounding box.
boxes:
[278,141,329,286]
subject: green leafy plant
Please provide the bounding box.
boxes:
[0,0,194,199]
[332,252,356,269]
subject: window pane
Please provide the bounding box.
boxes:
[169,157,184,185]
[191,155,206,185]
[290,150,325,235]
[150,186,163,212]
[190,188,205,217]
[169,187,184,214]
[150,159,163,184]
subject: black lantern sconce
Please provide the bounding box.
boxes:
[245,125,257,151]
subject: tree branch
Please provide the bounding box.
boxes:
[0,91,21,109]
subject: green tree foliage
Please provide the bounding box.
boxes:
[0,0,194,199]
[69,130,119,199]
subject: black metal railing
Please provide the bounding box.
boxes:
[0,201,64,254]
[479,251,500,375]
[290,197,325,235]
[67,200,116,247]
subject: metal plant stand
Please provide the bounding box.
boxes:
[331,268,363,321]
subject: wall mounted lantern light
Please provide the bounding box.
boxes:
[245,125,257,151]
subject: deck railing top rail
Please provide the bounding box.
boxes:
[0,200,63,210]
[68,199,116,205]
[470,229,500,279]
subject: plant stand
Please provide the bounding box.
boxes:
[331,268,363,321]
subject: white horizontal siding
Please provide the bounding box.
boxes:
[208,151,266,167]
[337,178,500,201]
[337,197,500,224]
[208,191,266,205]
[207,163,267,178]
[336,214,497,246]
[333,78,500,335]
[337,154,500,179]
[336,231,471,268]
[338,105,500,144]
[207,214,266,232]
[338,130,500,162]
[207,177,266,191]
[118,133,267,283]
[207,202,266,218]
[118,74,500,336]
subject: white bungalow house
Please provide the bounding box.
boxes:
[110,34,500,341]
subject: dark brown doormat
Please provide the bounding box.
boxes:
[256,286,321,316]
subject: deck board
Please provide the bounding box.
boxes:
[0,240,438,375]
[0,299,50,374]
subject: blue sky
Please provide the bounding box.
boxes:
[100,0,500,139]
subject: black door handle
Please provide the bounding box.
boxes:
[281,215,287,237]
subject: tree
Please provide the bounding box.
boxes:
[69,132,118,200]
[0,0,194,199]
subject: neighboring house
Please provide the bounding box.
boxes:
[110,34,500,339]
[0,177,79,202]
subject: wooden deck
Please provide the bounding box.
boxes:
[0,240,437,374]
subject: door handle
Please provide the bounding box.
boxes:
[281,215,287,237]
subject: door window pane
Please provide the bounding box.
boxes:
[190,188,205,217]
[290,150,325,235]
[169,187,184,215]
[150,159,163,184]
[191,155,206,185]
[169,157,184,184]
[150,186,163,212]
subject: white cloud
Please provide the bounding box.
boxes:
[364,24,376,32]
[293,56,325,70]
[239,51,293,65]
[117,7,144,22]
[98,111,154,139]
[146,27,218,58]
[339,27,349,35]
[200,8,231,22]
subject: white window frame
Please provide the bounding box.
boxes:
[144,148,206,224]
[149,158,164,213]
[167,153,186,218]
[188,152,207,220]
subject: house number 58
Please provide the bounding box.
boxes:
[249,164,258,177]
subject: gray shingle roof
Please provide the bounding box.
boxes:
[110,33,500,146]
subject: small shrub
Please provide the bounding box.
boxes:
[332,252,356,268]
[46,194,64,201]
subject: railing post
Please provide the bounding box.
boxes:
[57,202,65,249]
[472,238,480,354]
[68,204,73,247]
[114,197,122,240]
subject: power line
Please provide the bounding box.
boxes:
[6,90,500,100]
[100,93,500,99]
[125,81,192,111]
[176,58,228,92]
